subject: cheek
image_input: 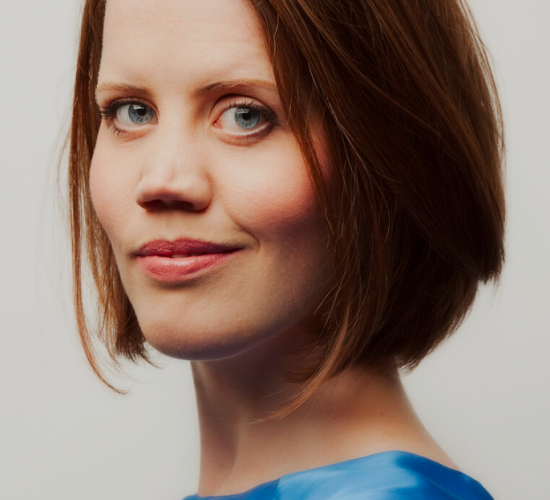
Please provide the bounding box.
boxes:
[89,137,136,250]
[216,136,334,328]
[223,140,325,247]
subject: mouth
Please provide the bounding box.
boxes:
[169,253,209,258]
[134,237,242,258]
[145,249,238,258]
[135,249,241,282]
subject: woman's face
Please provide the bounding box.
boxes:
[90,0,334,362]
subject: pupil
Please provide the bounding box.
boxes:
[236,108,260,129]
[129,104,150,124]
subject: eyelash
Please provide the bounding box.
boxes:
[97,97,279,140]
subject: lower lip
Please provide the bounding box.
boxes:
[136,250,240,282]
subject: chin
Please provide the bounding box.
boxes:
[140,320,264,361]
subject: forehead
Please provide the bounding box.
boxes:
[99,0,274,89]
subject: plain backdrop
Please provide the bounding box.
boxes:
[1,1,548,499]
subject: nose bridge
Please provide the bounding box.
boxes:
[135,113,212,209]
[152,109,201,174]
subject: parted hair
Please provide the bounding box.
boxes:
[63,0,505,420]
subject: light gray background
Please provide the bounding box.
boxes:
[1,1,548,499]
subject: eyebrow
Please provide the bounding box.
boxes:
[94,78,279,103]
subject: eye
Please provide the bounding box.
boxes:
[98,97,279,140]
[116,103,155,127]
[215,99,278,140]
[98,99,156,136]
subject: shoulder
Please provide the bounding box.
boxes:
[276,451,494,500]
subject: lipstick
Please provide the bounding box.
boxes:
[134,238,242,282]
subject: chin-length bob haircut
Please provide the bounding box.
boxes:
[63,0,505,420]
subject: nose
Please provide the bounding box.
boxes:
[135,133,212,212]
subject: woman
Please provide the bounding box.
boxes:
[64,0,505,498]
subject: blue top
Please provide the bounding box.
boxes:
[182,450,494,500]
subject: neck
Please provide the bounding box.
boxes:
[190,331,432,497]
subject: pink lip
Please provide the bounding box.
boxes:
[136,250,240,282]
[135,237,240,257]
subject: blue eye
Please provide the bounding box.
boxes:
[230,107,262,129]
[99,100,156,136]
[117,103,155,126]
[216,99,279,140]
[98,97,278,140]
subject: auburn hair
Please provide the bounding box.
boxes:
[62,0,506,420]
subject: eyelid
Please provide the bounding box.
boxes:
[218,98,279,126]
[215,98,279,137]
[98,97,157,131]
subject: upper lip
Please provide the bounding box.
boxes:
[134,238,242,257]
